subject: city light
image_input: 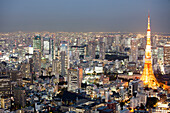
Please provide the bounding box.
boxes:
[0,1,169,113]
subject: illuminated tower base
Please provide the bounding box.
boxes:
[140,63,159,88]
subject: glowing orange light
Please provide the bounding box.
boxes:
[140,14,159,89]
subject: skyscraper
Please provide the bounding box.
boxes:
[140,14,159,89]
[43,37,50,56]
[33,35,42,75]
[33,35,41,51]
[58,41,69,77]
[51,36,55,60]
[130,38,138,63]
[78,67,83,89]
[67,69,78,92]
[88,41,97,59]
[99,42,105,60]
[60,51,66,76]
[164,43,170,74]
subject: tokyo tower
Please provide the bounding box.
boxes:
[140,13,159,89]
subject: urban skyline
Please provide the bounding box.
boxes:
[0,1,170,113]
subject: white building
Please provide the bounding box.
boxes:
[67,69,78,92]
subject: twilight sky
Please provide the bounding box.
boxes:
[0,0,170,33]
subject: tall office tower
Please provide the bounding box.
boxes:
[152,35,158,47]
[151,47,158,69]
[52,59,59,94]
[33,35,41,75]
[88,41,97,59]
[107,36,113,49]
[140,14,159,88]
[43,37,50,58]
[164,43,170,74]
[76,37,80,46]
[20,61,30,79]
[120,37,126,52]
[71,47,80,61]
[157,46,164,73]
[157,46,164,63]
[52,60,57,75]
[60,51,66,76]
[51,36,55,61]
[99,42,105,59]
[67,69,78,92]
[33,35,41,51]
[59,41,69,77]
[29,58,34,84]
[70,45,87,60]
[78,67,83,89]
[88,41,93,57]
[33,52,41,75]
[124,37,131,48]
[130,38,138,62]
[103,37,109,51]
[51,34,59,83]
[138,48,145,72]
[115,35,120,52]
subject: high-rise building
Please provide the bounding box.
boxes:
[120,37,126,52]
[157,46,164,74]
[140,14,159,88]
[67,69,78,92]
[0,76,11,96]
[33,35,41,51]
[52,59,58,76]
[76,37,80,46]
[29,58,34,84]
[60,51,67,76]
[88,41,97,59]
[151,47,158,71]
[51,36,55,61]
[58,41,69,77]
[138,48,145,70]
[152,35,158,47]
[0,62,11,96]
[99,42,105,60]
[33,52,41,75]
[33,35,42,75]
[52,59,60,94]
[115,35,120,52]
[20,62,30,79]
[70,45,88,59]
[157,46,164,63]
[78,67,83,89]
[130,38,138,62]
[42,35,56,62]
[125,37,131,48]
[164,43,170,74]
[43,37,50,56]
[13,86,26,107]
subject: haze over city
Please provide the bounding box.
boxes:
[0,0,170,33]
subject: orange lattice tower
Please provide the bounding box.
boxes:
[140,13,159,89]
